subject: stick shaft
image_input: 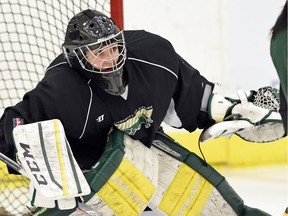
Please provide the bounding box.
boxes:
[0,152,26,175]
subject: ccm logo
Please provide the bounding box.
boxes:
[20,142,47,185]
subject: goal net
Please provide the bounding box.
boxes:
[0,0,123,215]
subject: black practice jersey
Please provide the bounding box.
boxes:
[1,30,214,169]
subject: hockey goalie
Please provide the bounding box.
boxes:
[2,84,285,216]
[0,84,284,215]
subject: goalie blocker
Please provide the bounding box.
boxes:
[12,119,91,210]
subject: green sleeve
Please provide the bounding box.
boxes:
[270,28,287,100]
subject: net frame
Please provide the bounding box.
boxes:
[0,1,123,215]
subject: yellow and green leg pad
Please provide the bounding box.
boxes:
[149,132,271,216]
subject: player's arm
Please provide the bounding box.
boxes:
[164,59,284,143]
[166,53,284,142]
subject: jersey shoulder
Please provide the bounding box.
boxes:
[42,54,87,88]
[124,30,179,73]
[124,30,176,56]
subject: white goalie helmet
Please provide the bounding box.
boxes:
[62,9,127,95]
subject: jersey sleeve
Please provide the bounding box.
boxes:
[168,55,215,132]
[0,57,82,168]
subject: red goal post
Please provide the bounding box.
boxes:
[111,0,124,29]
[0,1,124,215]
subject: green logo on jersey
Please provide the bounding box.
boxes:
[115,106,153,135]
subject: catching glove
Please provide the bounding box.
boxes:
[200,86,285,142]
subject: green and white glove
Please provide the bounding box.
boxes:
[200,86,285,142]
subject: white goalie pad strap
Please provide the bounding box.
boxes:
[79,130,158,216]
[13,119,91,201]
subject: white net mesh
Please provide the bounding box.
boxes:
[253,86,280,111]
[0,0,111,117]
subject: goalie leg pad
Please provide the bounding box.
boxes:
[149,132,270,216]
[78,129,158,216]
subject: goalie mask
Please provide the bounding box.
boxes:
[62,9,127,95]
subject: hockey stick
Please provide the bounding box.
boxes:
[0,152,102,216]
[0,152,27,176]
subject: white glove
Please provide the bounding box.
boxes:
[201,87,285,142]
